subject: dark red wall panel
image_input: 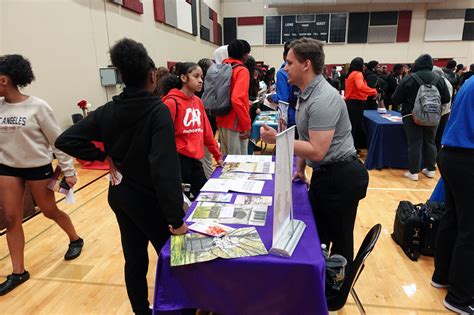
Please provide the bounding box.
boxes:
[122,0,143,14]
[153,0,165,23]
[397,11,412,42]
[237,16,264,26]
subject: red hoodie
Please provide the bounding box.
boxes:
[162,89,222,162]
[215,58,251,132]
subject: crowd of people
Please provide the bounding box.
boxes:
[0,36,473,314]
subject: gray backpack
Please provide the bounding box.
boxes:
[411,73,442,126]
[202,63,242,116]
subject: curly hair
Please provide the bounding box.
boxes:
[0,54,35,88]
[109,38,155,88]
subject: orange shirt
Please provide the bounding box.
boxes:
[344,71,377,101]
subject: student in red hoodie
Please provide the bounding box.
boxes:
[217,39,252,155]
[162,62,223,199]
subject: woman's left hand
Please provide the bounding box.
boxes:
[216,159,225,167]
[65,175,78,188]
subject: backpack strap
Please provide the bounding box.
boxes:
[412,73,425,87]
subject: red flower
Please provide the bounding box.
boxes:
[77,100,88,109]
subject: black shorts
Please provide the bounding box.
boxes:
[0,164,53,181]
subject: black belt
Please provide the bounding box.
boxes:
[313,155,358,172]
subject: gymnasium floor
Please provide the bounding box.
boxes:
[0,152,450,314]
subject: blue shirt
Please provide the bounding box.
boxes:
[271,63,298,126]
[441,76,474,149]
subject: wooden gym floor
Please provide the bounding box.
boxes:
[0,153,451,314]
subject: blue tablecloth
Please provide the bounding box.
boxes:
[153,161,328,315]
[364,110,409,170]
[251,111,278,140]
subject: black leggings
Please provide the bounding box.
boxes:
[108,180,171,314]
[179,154,207,200]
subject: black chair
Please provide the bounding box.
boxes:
[327,224,382,314]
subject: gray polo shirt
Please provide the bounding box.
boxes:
[296,74,356,168]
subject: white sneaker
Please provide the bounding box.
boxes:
[422,168,435,178]
[404,171,419,181]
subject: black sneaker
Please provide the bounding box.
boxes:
[444,298,474,314]
[64,238,84,261]
[0,271,30,296]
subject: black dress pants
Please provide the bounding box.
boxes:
[346,99,366,150]
[309,158,369,262]
[434,147,474,307]
[108,180,172,314]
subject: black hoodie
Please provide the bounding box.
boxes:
[55,87,184,228]
[392,54,451,116]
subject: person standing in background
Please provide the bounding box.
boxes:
[392,54,450,181]
[431,78,474,315]
[344,57,378,152]
[432,66,453,153]
[216,39,251,155]
[0,54,83,295]
[197,58,217,179]
[162,62,223,199]
[267,40,299,136]
[365,60,382,110]
[55,38,187,314]
[384,64,403,111]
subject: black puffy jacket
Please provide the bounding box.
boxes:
[392,54,451,116]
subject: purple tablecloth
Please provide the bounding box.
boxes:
[153,164,328,315]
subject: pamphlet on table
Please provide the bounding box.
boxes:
[200,178,265,194]
[188,222,234,237]
[222,162,275,174]
[224,155,273,163]
[218,172,272,181]
[189,202,268,226]
[196,192,233,203]
[234,195,273,206]
[170,227,268,266]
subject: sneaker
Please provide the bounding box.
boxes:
[0,271,30,296]
[431,279,449,289]
[64,238,84,261]
[422,168,435,178]
[404,171,419,181]
[443,298,474,314]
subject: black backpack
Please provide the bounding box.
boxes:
[420,201,446,256]
[391,201,424,261]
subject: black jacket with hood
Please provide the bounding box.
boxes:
[392,54,451,116]
[55,87,184,228]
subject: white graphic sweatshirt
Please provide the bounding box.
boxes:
[0,96,75,176]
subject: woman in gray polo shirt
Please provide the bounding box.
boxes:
[261,38,369,262]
